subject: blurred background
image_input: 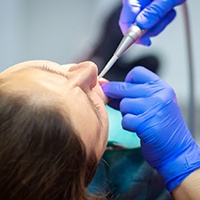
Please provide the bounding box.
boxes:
[0,0,199,143]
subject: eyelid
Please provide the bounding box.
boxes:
[87,94,103,126]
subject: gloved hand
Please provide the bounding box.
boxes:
[119,0,186,46]
[102,66,200,192]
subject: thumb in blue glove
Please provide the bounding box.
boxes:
[102,66,200,192]
[119,0,186,46]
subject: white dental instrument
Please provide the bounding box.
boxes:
[98,25,145,78]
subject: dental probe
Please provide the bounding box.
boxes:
[98,25,145,78]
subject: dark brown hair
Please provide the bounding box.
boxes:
[0,87,98,200]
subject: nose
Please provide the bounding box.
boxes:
[67,61,98,91]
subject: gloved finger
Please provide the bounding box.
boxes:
[134,34,152,46]
[119,0,151,35]
[120,97,159,115]
[122,113,140,133]
[102,81,150,99]
[122,104,163,135]
[125,66,160,83]
[135,9,176,45]
[145,9,176,37]
[122,88,177,132]
[136,0,185,29]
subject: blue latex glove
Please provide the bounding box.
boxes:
[102,67,200,192]
[119,0,186,46]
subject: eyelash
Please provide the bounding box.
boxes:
[93,101,102,113]
[88,95,102,115]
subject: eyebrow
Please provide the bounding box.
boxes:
[33,66,67,78]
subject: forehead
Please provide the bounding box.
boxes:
[1,60,62,73]
[1,61,69,86]
[0,61,76,81]
[0,63,70,108]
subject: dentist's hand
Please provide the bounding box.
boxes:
[102,67,200,192]
[119,0,186,46]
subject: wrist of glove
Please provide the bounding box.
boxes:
[159,142,200,192]
[102,66,200,192]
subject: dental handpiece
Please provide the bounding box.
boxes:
[98,25,145,78]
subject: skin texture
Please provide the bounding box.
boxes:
[0,60,109,160]
[0,60,110,199]
[172,168,200,200]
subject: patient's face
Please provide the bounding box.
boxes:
[0,60,109,160]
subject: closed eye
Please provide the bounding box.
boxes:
[87,95,103,126]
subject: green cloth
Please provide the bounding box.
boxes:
[107,106,140,148]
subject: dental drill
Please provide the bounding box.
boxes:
[98,25,145,78]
